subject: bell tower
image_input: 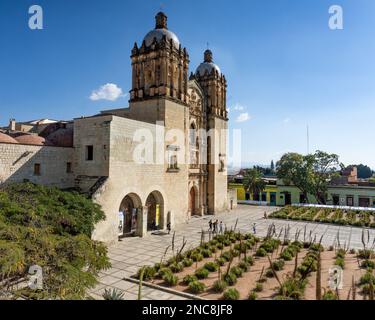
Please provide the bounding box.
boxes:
[194,49,228,215]
[194,50,228,120]
[130,12,189,104]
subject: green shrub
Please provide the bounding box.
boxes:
[335,249,346,259]
[191,253,203,262]
[223,272,237,286]
[278,277,307,300]
[216,257,226,266]
[361,260,375,270]
[137,266,156,280]
[153,263,161,272]
[248,291,257,300]
[202,249,212,258]
[280,250,293,261]
[195,267,209,279]
[169,262,184,273]
[231,249,240,257]
[223,288,240,300]
[230,266,243,278]
[255,248,267,257]
[217,243,224,250]
[265,269,274,278]
[182,258,193,267]
[163,273,178,287]
[359,271,375,286]
[158,267,173,279]
[254,282,263,292]
[183,274,197,285]
[212,280,227,293]
[237,261,250,272]
[322,290,339,300]
[221,251,232,261]
[334,257,345,269]
[272,259,285,271]
[188,281,206,294]
[243,256,254,265]
[204,262,219,272]
[358,249,374,260]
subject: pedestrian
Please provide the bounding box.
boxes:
[209,219,213,232]
[252,223,257,234]
[215,220,219,233]
[219,221,223,234]
[264,211,268,219]
[212,220,217,233]
[167,222,171,234]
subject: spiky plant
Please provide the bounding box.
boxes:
[102,288,125,300]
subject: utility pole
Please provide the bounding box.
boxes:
[307,125,310,155]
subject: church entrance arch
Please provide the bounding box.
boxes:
[146,191,164,231]
[119,193,142,238]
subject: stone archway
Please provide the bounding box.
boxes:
[189,186,199,216]
[119,193,142,237]
[146,191,164,231]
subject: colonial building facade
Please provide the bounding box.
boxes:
[0,12,231,244]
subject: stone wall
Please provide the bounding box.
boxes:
[0,142,74,188]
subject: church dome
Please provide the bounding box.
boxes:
[196,50,222,77]
[0,132,18,144]
[46,127,73,147]
[15,134,54,146]
[143,12,180,50]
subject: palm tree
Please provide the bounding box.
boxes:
[243,168,266,200]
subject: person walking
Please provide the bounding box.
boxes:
[167,222,171,234]
[215,220,219,233]
[208,219,213,232]
[219,221,224,234]
[264,211,268,219]
[252,223,257,234]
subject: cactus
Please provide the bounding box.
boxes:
[316,251,322,300]
[138,266,145,300]
[267,255,282,287]
[352,275,356,300]
[293,251,298,278]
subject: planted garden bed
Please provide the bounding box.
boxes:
[134,229,375,300]
[270,206,375,228]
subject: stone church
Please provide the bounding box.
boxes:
[0,12,235,244]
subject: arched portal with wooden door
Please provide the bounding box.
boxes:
[146,191,164,231]
[119,193,142,237]
[189,185,199,216]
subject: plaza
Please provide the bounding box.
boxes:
[92,205,375,300]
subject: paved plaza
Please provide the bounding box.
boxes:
[91,205,375,300]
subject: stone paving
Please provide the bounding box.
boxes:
[91,205,375,300]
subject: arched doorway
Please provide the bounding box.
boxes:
[146,191,164,231]
[119,193,142,237]
[189,186,198,216]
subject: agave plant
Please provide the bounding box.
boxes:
[102,288,125,300]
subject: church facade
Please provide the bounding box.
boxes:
[0,12,232,244]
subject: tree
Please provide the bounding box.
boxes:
[0,183,111,300]
[243,168,266,199]
[270,160,275,173]
[276,153,311,203]
[347,164,373,179]
[276,151,342,204]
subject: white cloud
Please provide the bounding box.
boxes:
[90,83,125,101]
[283,117,291,124]
[236,112,251,123]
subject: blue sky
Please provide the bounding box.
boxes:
[1,0,375,168]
